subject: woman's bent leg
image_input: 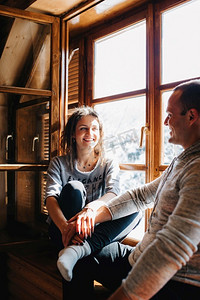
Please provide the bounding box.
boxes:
[58,211,140,281]
[62,242,132,299]
[58,181,87,219]
[48,181,86,250]
[86,211,142,252]
[62,256,96,300]
[50,182,140,281]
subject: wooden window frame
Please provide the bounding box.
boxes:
[154,0,200,176]
[62,0,199,237]
[84,4,155,232]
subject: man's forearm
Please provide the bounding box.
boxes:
[95,205,112,224]
[85,200,112,224]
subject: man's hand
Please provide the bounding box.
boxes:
[68,207,96,239]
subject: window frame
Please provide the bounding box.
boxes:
[84,5,155,233]
[63,0,200,239]
[154,0,200,175]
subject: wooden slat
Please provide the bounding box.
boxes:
[159,76,200,92]
[0,4,55,23]
[62,0,105,21]
[69,75,79,83]
[68,88,78,95]
[0,86,51,96]
[92,88,147,104]
[159,165,167,172]
[0,164,48,171]
[119,164,146,171]
[68,47,79,105]
[19,26,51,96]
[68,83,78,90]
[50,17,60,158]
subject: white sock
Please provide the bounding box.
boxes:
[57,241,91,281]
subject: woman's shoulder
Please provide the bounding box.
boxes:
[101,155,119,168]
[49,155,68,168]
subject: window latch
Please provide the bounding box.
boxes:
[139,124,149,148]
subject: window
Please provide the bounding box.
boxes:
[158,0,200,168]
[95,96,146,166]
[90,17,148,240]
[65,0,200,242]
[94,21,146,98]
[161,0,200,84]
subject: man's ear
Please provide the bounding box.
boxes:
[188,109,198,124]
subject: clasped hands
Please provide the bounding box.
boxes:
[61,207,96,247]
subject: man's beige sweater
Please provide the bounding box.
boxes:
[106,140,200,299]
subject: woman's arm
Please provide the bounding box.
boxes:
[46,196,67,232]
[69,193,113,238]
[46,196,77,247]
[69,177,160,238]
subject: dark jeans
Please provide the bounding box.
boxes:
[63,242,200,300]
[49,181,141,252]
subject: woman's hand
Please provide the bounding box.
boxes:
[68,207,96,239]
[61,221,77,247]
[71,233,85,245]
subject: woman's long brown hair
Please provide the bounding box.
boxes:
[61,106,105,170]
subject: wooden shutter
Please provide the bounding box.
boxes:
[68,49,79,105]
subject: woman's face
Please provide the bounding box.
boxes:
[74,115,100,151]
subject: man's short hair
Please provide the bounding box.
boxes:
[174,80,200,115]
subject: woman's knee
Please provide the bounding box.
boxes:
[62,181,86,197]
[59,181,87,218]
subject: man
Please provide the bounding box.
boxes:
[66,80,200,299]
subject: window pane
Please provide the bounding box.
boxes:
[94,20,146,98]
[162,91,183,164]
[95,96,146,164]
[125,215,145,241]
[162,0,200,84]
[119,170,145,193]
[120,170,145,241]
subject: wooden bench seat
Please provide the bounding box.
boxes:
[3,239,110,300]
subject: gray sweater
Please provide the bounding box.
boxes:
[105,141,200,299]
[45,155,120,204]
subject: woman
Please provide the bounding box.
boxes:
[45,106,140,282]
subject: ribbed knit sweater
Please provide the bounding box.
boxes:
[105,140,200,299]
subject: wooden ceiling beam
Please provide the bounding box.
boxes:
[0,0,36,10]
[0,0,36,58]
[62,0,104,21]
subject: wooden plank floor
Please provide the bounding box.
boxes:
[4,239,111,300]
